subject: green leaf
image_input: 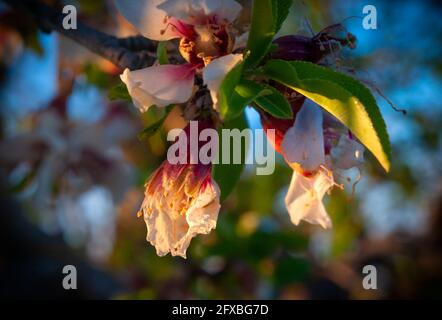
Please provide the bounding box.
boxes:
[244,0,292,69]
[254,84,293,119]
[244,0,276,69]
[219,0,292,118]
[108,83,131,101]
[272,0,293,34]
[226,79,293,119]
[137,105,175,140]
[156,41,169,65]
[223,80,272,120]
[212,113,249,202]
[219,61,244,118]
[260,59,391,172]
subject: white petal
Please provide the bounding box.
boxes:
[114,0,180,41]
[120,64,195,111]
[285,170,334,229]
[144,203,190,257]
[144,181,220,258]
[331,135,365,170]
[173,182,221,258]
[233,31,249,51]
[281,100,325,172]
[202,53,243,110]
[158,0,242,25]
[201,0,242,23]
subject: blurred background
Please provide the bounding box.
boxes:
[0,0,441,299]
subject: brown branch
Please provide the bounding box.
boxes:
[1,0,156,70]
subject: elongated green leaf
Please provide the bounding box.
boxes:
[108,82,131,101]
[244,0,275,68]
[219,62,244,118]
[156,41,169,65]
[137,105,175,140]
[254,84,292,119]
[244,0,292,69]
[212,113,249,202]
[260,59,391,172]
[272,0,293,33]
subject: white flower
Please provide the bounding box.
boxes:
[139,161,220,258]
[279,101,333,228]
[115,0,244,112]
[262,99,365,229]
[137,120,221,258]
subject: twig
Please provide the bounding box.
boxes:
[1,0,156,70]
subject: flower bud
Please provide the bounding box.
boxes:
[271,35,325,63]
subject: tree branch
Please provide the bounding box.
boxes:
[1,0,156,70]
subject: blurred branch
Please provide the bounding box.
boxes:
[1,0,156,70]
[117,35,155,52]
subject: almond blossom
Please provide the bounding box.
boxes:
[137,120,220,258]
[261,99,365,229]
[115,0,244,112]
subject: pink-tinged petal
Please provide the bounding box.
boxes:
[114,0,180,41]
[158,0,242,25]
[281,100,325,172]
[331,135,365,170]
[285,169,334,229]
[120,64,195,111]
[141,164,220,258]
[202,53,243,110]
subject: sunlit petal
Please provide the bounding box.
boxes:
[281,100,325,172]
[202,53,243,110]
[120,64,195,111]
[114,0,180,40]
[285,170,334,229]
[142,165,220,258]
[172,182,220,257]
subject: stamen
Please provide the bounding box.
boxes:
[161,15,193,38]
[160,21,177,36]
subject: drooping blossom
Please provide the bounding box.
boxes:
[115,0,244,111]
[137,120,220,258]
[258,24,361,229]
[261,99,365,229]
